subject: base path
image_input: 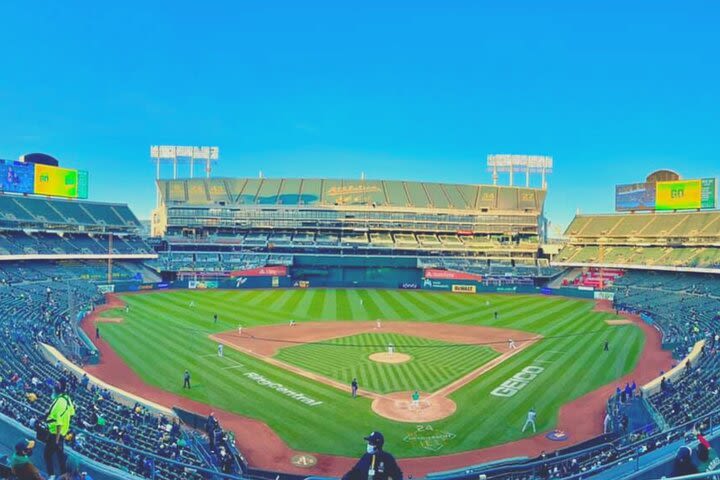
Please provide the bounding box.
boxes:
[79,294,673,478]
[213,321,540,422]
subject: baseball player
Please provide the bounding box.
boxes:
[217,343,223,357]
[522,407,537,432]
[388,343,395,355]
[376,319,382,329]
[508,339,517,350]
[351,378,359,398]
[238,324,243,336]
[213,313,218,324]
[411,390,420,409]
[183,370,191,389]
[189,300,195,308]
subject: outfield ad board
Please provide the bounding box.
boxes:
[616,178,716,211]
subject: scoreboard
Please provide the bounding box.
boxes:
[616,178,716,212]
[655,179,716,211]
[0,160,88,199]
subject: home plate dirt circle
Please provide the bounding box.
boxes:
[368,352,412,364]
[372,392,457,422]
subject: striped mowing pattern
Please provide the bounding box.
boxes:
[275,332,499,394]
[98,289,645,458]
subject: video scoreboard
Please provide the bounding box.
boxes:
[616,178,716,212]
[0,160,88,199]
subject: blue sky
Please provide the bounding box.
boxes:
[0,1,718,229]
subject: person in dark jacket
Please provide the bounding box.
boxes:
[342,431,402,480]
[11,439,44,480]
[671,442,698,477]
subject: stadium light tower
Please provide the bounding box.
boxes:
[487,154,553,189]
[150,145,219,204]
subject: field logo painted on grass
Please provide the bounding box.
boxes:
[244,372,323,406]
[490,366,545,398]
[402,425,456,452]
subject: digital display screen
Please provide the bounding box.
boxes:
[0,160,35,194]
[33,164,89,199]
[615,182,656,211]
[655,179,715,211]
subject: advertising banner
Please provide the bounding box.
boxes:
[188,280,219,289]
[0,160,35,194]
[452,284,477,293]
[229,266,288,278]
[423,269,483,282]
[97,284,115,294]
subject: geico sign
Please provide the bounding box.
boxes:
[490,366,545,397]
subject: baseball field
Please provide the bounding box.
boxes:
[95,289,644,459]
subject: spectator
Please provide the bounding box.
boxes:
[342,431,402,480]
[11,439,43,480]
[45,379,76,478]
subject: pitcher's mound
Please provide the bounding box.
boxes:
[372,392,456,422]
[369,352,411,364]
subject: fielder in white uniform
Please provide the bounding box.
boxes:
[522,408,537,432]
[217,344,224,357]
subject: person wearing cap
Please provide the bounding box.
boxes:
[11,439,44,480]
[45,379,76,478]
[342,431,402,480]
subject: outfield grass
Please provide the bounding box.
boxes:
[98,289,644,458]
[275,332,499,394]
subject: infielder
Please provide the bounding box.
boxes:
[237,324,243,336]
[376,319,382,329]
[217,343,224,357]
[522,408,537,432]
[508,339,517,350]
[388,343,395,355]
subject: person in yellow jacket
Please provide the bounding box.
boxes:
[44,379,75,479]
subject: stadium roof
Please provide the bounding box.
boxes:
[157,178,546,212]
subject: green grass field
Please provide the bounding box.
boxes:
[275,332,499,394]
[99,289,644,458]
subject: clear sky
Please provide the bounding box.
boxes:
[0,1,718,230]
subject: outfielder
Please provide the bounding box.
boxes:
[217,343,223,357]
[522,407,537,432]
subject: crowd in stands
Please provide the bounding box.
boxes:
[0,264,244,480]
[0,231,151,257]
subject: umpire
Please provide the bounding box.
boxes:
[342,431,402,480]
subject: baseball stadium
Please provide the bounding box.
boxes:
[1,150,719,480]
